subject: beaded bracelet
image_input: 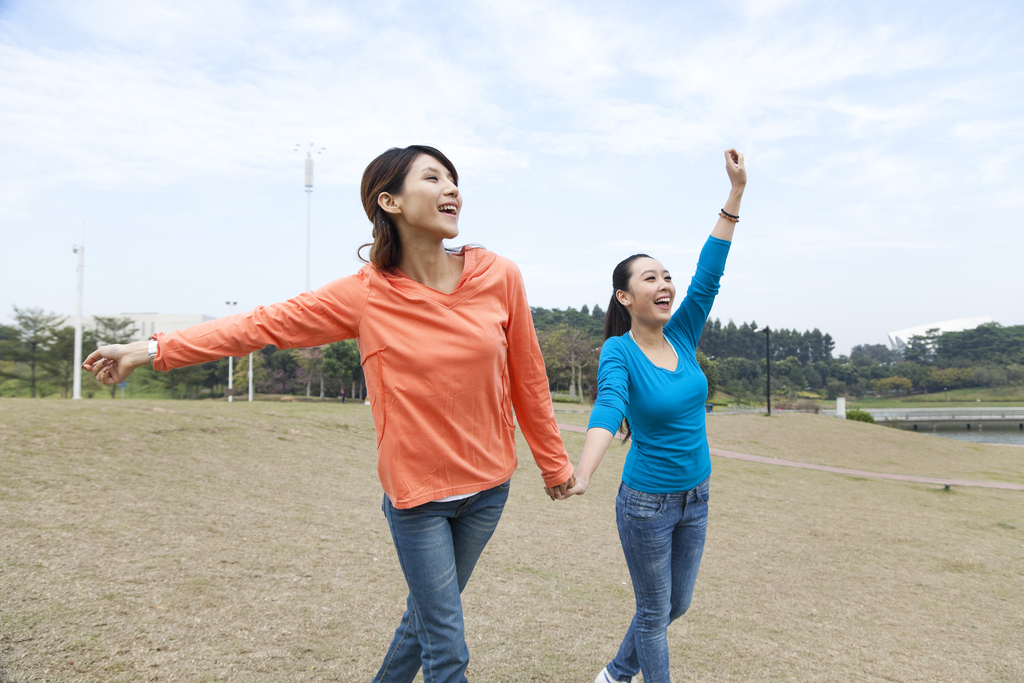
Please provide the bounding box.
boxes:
[719,209,739,222]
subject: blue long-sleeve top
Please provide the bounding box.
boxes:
[588,236,731,493]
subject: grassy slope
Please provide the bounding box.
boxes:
[1,399,1022,682]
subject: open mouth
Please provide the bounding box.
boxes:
[438,203,458,215]
[654,296,671,308]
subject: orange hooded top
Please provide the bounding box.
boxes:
[153,248,573,508]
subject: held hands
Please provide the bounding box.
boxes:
[725,148,746,192]
[545,474,577,501]
[83,340,150,385]
[564,476,587,498]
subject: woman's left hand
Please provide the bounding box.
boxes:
[545,474,577,501]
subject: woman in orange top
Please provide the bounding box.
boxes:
[84,145,576,683]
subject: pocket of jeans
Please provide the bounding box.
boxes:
[624,492,663,521]
[696,476,710,503]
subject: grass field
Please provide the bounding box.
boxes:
[2,399,1022,681]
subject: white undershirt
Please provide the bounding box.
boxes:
[433,492,479,503]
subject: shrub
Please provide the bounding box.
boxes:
[846,408,875,424]
[874,376,913,395]
[550,393,583,404]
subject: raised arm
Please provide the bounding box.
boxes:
[711,148,746,243]
[665,149,746,348]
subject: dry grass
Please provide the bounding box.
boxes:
[1,399,1022,682]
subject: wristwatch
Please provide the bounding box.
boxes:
[148,339,158,364]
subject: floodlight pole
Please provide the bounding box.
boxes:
[72,245,84,400]
[758,326,771,415]
[296,143,324,292]
[305,162,312,291]
[225,301,237,402]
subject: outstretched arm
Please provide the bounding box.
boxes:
[711,148,746,243]
[83,273,369,385]
[564,427,616,497]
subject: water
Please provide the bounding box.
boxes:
[921,429,1024,446]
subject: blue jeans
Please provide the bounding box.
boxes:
[373,480,510,683]
[605,478,709,683]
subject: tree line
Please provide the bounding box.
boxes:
[3,303,1021,402]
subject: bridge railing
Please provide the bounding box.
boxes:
[866,407,1024,422]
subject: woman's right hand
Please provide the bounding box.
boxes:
[725,148,746,192]
[83,340,151,385]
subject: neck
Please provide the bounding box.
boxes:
[396,230,461,291]
[630,320,665,349]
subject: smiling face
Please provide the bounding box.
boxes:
[379,153,462,241]
[617,257,675,328]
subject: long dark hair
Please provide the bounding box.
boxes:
[601,253,650,442]
[603,253,650,339]
[358,145,460,272]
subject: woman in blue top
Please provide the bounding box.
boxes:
[566,149,746,683]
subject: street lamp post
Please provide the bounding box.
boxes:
[758,326,771,415]
[72,245,84,400]
[226,301,237,402]
[295,143,325,292]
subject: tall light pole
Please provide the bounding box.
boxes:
[757,326,771,415]
[225,301,237,402]
[72,245,84,400]
[296,143,325,291]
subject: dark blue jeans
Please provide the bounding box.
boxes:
[605,478,709,683]
[373,480,510,683]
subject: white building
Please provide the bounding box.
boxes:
[887,316,993,351]
[68,313,215,343]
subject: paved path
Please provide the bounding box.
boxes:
[556,423,1024,491]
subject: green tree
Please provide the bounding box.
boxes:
[934,323,1024,367]
[323,340,364,400]
[540,325,598,399]
[903,328,940,364]
[9,306,67,397]
[696,350,719,401]
[161,363,217,399]
[825,378,847,400]
[0,323,20,390]
[41,325,95,398]
[297,346,326,398]
[233,352,268,397]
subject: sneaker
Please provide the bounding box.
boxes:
[595,666,638,683]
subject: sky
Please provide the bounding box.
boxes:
[2,0,1022,356]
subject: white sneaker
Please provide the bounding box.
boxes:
[595,666,638,683]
